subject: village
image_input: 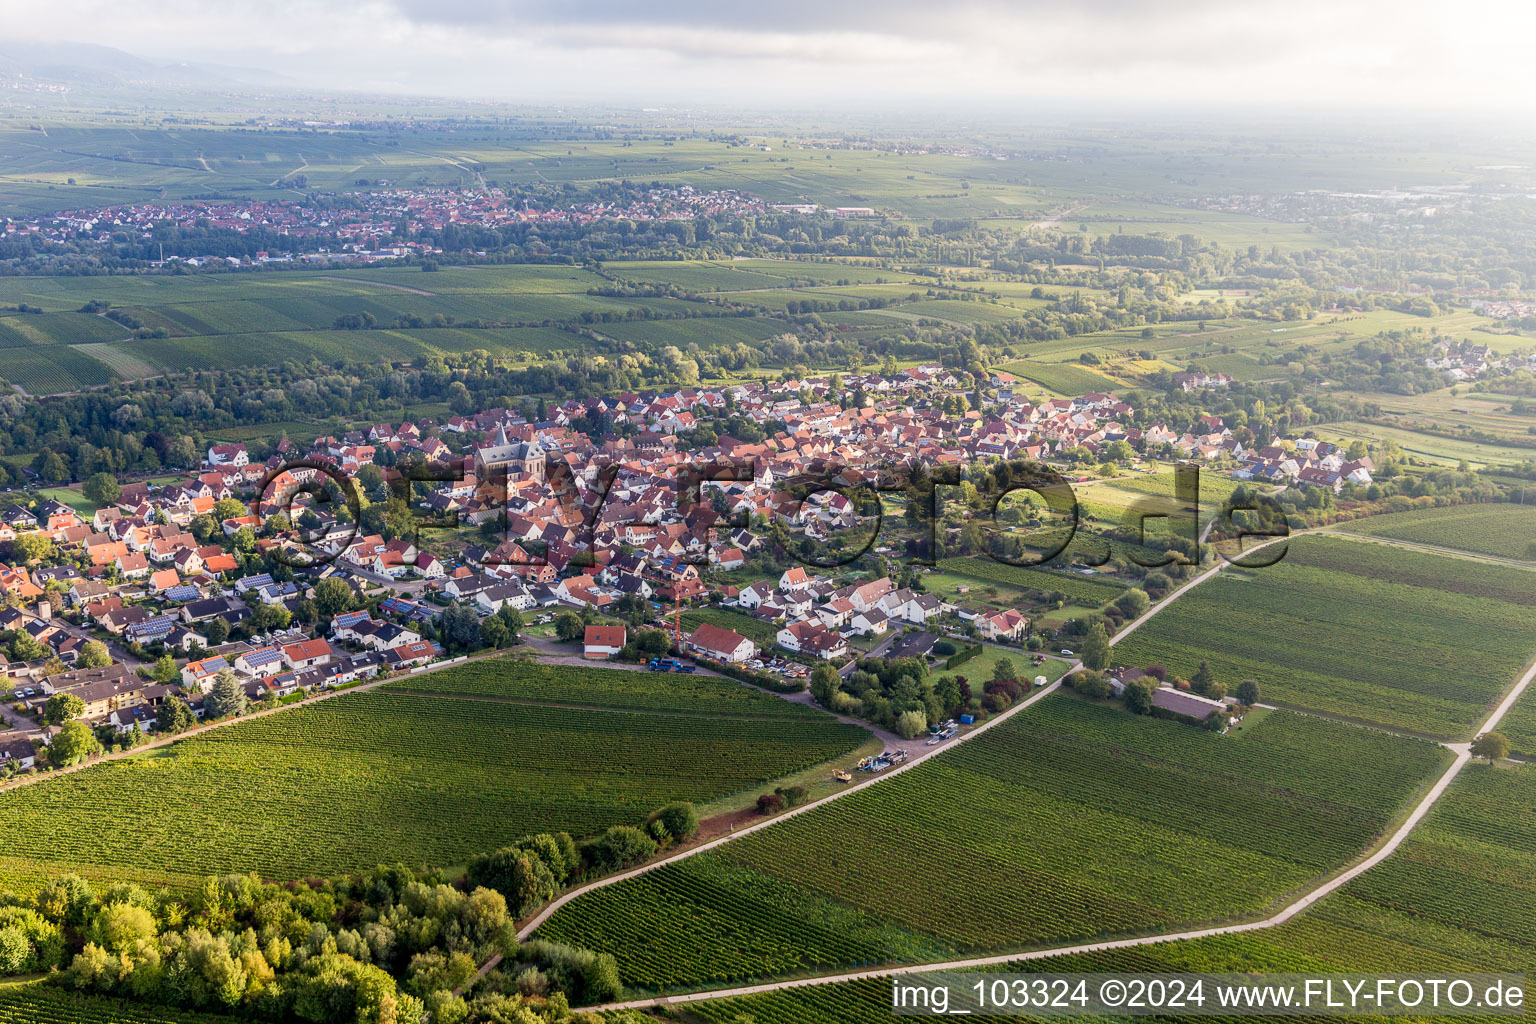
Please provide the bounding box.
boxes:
[1,184,778,259]
[0,360,1367,775]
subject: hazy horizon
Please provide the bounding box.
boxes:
[7,0,1536,114]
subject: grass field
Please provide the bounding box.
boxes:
[997,359,1123,395]
[1332,502,1536,560]
[688,761,1536,1023]
[0,659,866,895]
[933,558,1127,602]
[534,695,1448,992]
[1317,420,1536,469]
[1113,534,1536,738]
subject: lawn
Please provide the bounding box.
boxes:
[0,659,866,896]
[534,695,1448,992]
[948,646,1071,687]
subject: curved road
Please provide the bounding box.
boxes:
[583,651,1534,1013]
[522,534,1284,945]
[564,530,1535,1013]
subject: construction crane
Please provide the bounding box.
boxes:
[671,585,683,648]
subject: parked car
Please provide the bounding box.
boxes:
[1060,649,1074,656]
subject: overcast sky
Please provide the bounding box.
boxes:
[11,0,1536,112]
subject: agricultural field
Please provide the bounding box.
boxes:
[688,762,1536,1023]
[1114,534,1536,738]
[1332,502,1536,560]
[593,316,788,349]
[1494,689,1536,760]
[534,696,1448,992]
[1317,420,1536,469]
[997,358,1122,395]
[0,662,866,895]
[379,657,805,715]
[933,557,1127,603]
[0,266,769,392]
[0,984,235,1024]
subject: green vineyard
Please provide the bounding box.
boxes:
[0,985,236,1024]
[1334,502,1536,561]
[536,696,1448,992]
[1113,534,1536,737]
[381,657,819,715]
[0,672,865,895]
[688,762,1536,1023]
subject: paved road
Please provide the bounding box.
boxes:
[47,616,144,668]
[0,700,42,742]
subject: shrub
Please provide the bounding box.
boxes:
[649,801,700,843]
[584,826,657,872]
[757,793,784,815]
[774,784,809,808]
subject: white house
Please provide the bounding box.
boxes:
[688,622,757,663]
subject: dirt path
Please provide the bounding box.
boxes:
[515,679,1064,942]
[574,529,1536,1014]
[580,651,1536,1014]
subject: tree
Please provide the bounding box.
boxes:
[479,616,511,650]
[75,640,112,670]
[250,603,290,632]
[1123,679,1156,715]
[1112,588,1151,619]
[1235,680,1260,705]
[991,657,1017,683]
[211,498,246,523]
[1191,660,1215,694]
[43,693,84,731]
[12,532,52,564]
[586,826,657,871]
[553,611,583,643]
[204,669,247,720]
[1080,622,1110,670]
[202,617,230,646]
[49,721,100,766]
[648,802,699,843]
[89,901,157,955]
[156,695,196,735]
[312,578,355,621]
[1471,731,1510,765]
[494,605,521,643]
[895,709,928,739]
[8,633,45,662]
[440,605,481,652]
[151,653,179,685]
[81,473,121,507]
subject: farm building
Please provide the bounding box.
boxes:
[583,625,627,660]
[687,622,757,664]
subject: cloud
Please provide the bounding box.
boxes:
[7,0,1536,111]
